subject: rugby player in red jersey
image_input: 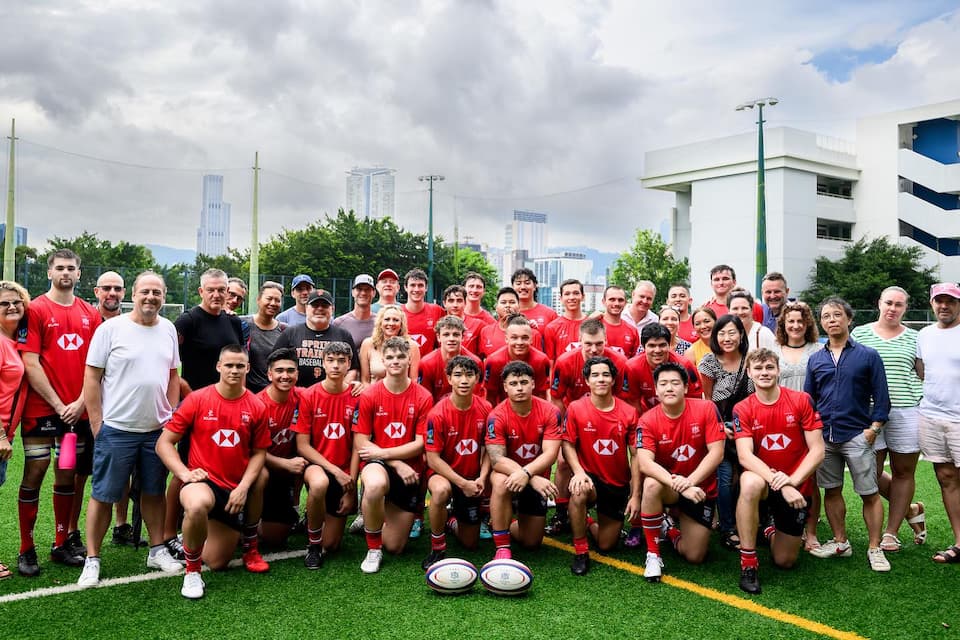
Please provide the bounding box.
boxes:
[477,288,544,359]
[637,362,725,582]
[421,356,492,569]
[543,279,586,362]
[563,356,641,575]
[483,315,551,406]
[352,337,433,573]
[463,272,496,326]
[623,323,702,414]
[441,284,484,355]
[402,269,444,357]
[418,316,484,403]
[732,349,824,594]
[255,348,308,546]
[600,285,640,358]
[295,342,361,569]
[157,345,272,599]
[486,361,562,560]
[511,268,558,332]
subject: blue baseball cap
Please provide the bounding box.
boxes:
[291,274,315,289]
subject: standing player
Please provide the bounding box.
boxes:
[352,337,433,573]
[421,356,492,569]
[543,279,586,362]
[463,272,495,326]
[295,342,361,568]
[637,362,725,582]
[600,285,639,358]
[441,285,484,355]
[156,345,272,599]
[477,288,543,360]
[511,268,558,332]
[623,324,702,413]
[486,361,562,560]
[733,349,824,594]
[563,356,641,575]
[483,315,551,406]
[402,268,444,357]
[18,249,101,576]
[667,284,698,344]
[418,316,483,403]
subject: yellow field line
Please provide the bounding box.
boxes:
[541,537,867,640]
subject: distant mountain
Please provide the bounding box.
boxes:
[547,246,620,278]
[147,244,197,266]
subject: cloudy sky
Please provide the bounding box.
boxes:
[2,0,959,256]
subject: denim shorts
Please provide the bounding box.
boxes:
[91,425,168,503]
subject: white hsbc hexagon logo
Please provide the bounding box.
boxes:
[57,333,84,351]
[212,429,240,447]
[323,423,345,439]
[515,443,540,460]
[671,444,695,462]
[386,422,406,438]
[761,434,792,451]
[455,439,478,455]
[272,428,292,446]
[411,334,427,347]
[593,439,619,456]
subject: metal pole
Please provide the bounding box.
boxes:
[755,104,767,294]
[248,152,260,314]
[427,178,434,301]
[3,119,16,281]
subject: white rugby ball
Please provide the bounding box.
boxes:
[425,558,479,595]
[479,558,533,596]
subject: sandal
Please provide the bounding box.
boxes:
[907,501,927,545]
[880,533,902,552]
[0,562,11,580]
[721,530,741,551]
[932,545,960,564]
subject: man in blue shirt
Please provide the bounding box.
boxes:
[759,272,790,333]
[804,296,891,572]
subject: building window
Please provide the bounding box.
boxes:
[817,176,853,199]
[817,219,852,241]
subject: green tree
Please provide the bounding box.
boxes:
[610,229,690,307]
[801,237,937,311]
[432,245,501,309]
[37,231,157,300]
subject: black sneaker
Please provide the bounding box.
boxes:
[113,523,136,546]
[50,543,84,567]
[304,544,324,570]
[421,549,446,571]
[571,552,590,576]
[544,514,570,536]
[739,566,761,594]
[17,547,41,577]
[66,530,87,559]
[165,536,185,562]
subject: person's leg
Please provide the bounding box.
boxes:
[241,469,270,572]
[515,514,546,549]
[736,471,766,552]
[202,520,242,570]
[180,483,215,570]
[382,502,417,553]
[595,514,622,552]
[19,438,52,557]
[934,463,960,548]
[423,474,452,567]
[489,471,514,558]
[885,451,919,538]
[304,465,330,548]
[83,499,113,559]
[675,514,711,564]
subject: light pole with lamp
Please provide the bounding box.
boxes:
[418,174,444,301]
[736,97,778,294]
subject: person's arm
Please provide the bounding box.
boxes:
[426,451,477,496]
[636,448,672,486]
[83,365,105,436]
[166,369,181,410]
[265,450,307,475]
[915,358,924,380]
[359,340,373,384]
[407,338,421,382]
[785,429,825,491]
[735,436,775,482]
[23,352,69,418]
[686,440,724,488]
[225,448,267,514]
[700,372,715,402]
[868,351,891,427]
[625,444,642,521]
[156,428,207,483]
[561,439,592,496]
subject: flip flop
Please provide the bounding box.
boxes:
[880,533,902,552]
[0,562,12,580]
[907,501,927,545]
[932,545,960,564]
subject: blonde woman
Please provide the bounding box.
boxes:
[360,304,421,385]
[658,305,693,356]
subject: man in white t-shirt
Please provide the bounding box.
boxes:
[917,282,960,564]
[77,272,184,586]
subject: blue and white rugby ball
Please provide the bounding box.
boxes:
[479,558,533,596]
[425,558,479,595]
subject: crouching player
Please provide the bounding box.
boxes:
[156,345,271,599]
[486,361,562,560]
[421,356,492,569]
[637,362,725,582]
[732,348,824,594]
[353,337,433,573]
[294,342,361,569]
[562,356,641,575]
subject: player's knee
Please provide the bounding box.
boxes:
[642,476,662,495]
[428,478,451,503]
[682,547,708,564]
[773,554,797,570]
[739,472,766,497]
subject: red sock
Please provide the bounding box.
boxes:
[431,532,447,552]
[183,543,203,573]
[573,536,589,555]
[585,515,596,528]
[667,527,682,548]
[307,526,323,546]
[763,523,776,542]
[492,529,511,550]
[641,513,662,555]
[242,521,260,552]
[18,486,40,553]
[365,528,383,551]
[52,485,74,547]
[630,515,642,528]
[740,547,758,569]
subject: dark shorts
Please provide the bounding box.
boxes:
[370,461,421,514]
[765,490,810,538]
[262,470,298,526]
[177,431,192,466]
[512,484,548,518]
[450,485,482,525]
[21,415,94,475]
[91,426,166,502]
[669,495,716,530]
[198,479,245,531]
[322,469,358,517]
[587,473,629,521]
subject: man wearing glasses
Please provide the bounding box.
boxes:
[94,272,125,321]
[275,290,360,388]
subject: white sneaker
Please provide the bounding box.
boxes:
[644,552,664,583]
[867,547,891,572]
[809,538,852,558]
[147,546,185,573]
[181,571,205,599]
[360,549,383,574]
[349,514,365,535]
[77,557,100,587]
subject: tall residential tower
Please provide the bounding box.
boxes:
[346,167,396,219]
[196,175,231,257]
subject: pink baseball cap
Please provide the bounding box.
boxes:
[930,282,960,301]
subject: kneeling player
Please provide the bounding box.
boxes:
[422,356,492,569]
[156,345,271,599]
[487,361,562,560]
[353,337,433,573]
[637,362,724,582]
[295,342,361,569]
[562,356,641,575]
[732,349,824,594]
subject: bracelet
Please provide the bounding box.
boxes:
[522,467,532,479]
[870,425,882,434]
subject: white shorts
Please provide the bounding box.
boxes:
[918,413,960,467]
[875,406,920,454]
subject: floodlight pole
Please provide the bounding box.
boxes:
[418,174,444,301]
[736,98,778,294]
[248,151,260,314]
[3,119,17,281]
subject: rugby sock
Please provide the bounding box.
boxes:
[183,543,203,573]
[585,515,596,528]
[307,526,323,547]
[242,521,260,552]
[18,486,40,553]
[666,526,682,549]
[630,515,642,529]
[763,523,777,543]
[573,536,589,556]
[431,532,447,552]
[445,516,459,536]
[364,528,383,551]
[555,498,569,521]
[740,547,759,570]
[640,513,662,556]
[52,484,74,547]
[492,529,511,551]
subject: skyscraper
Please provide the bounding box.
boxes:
[346,167,396,219]
[509,210,548,258]
[196,175,231,257]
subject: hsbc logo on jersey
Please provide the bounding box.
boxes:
[593,439,619,455]
[761,434,792,451]
[455,439,478,455]
[386,422,406,438]
[212,429,240,447]
[515,443,540,460]
[324,423,346,439]
[672,444,695,462]
[272,428,292,446]
[57,333,84,351]
[411,334,427,347]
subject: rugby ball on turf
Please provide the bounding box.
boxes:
[479,559,533,596]
[425,558,479,595]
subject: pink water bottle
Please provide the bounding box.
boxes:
[59,432,77,470]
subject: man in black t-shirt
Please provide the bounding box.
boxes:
[275,290,360,387]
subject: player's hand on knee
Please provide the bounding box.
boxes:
[532,476,558,500]
[769,471,790,492]
[671,474,692,494]
[180,468,209,484]
[226,486,248,514]
[335,469,354,491]
[393,461,419,486]
[781,485,806,509]
[569,472,592,496]
[339,491,356,515]
[460,479,482,498]
[287,456,308,475]
[681,486,705,503]
[506,469,529,493]
[625,496,642,521]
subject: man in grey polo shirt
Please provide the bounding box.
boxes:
[277,274,316,326]
[333,274,376,346]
